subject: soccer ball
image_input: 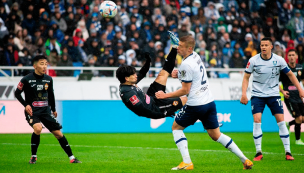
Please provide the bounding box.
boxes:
[99,1,117,18]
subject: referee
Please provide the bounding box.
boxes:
[14,55,81,164]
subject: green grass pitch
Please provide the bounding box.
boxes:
[0,132,303,173]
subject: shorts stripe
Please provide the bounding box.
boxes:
[253,134,263,139]
[175,138,187,144]
[225,139,233,148]
[280,134,289,138]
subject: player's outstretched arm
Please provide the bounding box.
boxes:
[279,85,289,99]
[156,82,191,99]
[240,73,250,105]
[137,52,151,84]
[286,71,304,99]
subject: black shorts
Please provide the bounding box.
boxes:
[284,99,304,118]
[147,81,183,116]
[25,111,62,132]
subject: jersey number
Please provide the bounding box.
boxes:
[276,98,282,106]
[200,65,206,85]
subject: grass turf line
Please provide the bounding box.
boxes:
[0,133,303,173]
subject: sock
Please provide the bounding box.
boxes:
[217,133,248,163]
[31,132,40,156]
[289,120,295,126]
[253,123,262,153]
[58,135,73,157]
[163,48,177,74]
[173,130,191,164]
[295,123,301,140]
[278,121,291,153]
[69,155,75,160]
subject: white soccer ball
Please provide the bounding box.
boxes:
[99,1,117,18]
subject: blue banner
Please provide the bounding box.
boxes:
[60,101,279,133]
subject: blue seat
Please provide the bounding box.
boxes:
[218,73,229,78]
[73,62,83,77]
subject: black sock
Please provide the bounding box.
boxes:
[289,120,295,126]
[163,48,177,74]
[295,123,301,140]
[31,132,40,156]
[58,135,73,157]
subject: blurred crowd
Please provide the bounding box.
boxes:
[0,0,304,78]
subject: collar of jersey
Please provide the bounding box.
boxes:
[259,53,273,61]
[33,72,44,79]
[183,53,193,61]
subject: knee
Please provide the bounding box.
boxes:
[33,124,42,135]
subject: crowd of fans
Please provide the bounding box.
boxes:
[0,0,304,78]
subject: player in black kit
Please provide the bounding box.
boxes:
[14,55,81,163]
[279,49,304,145]
[116,46,187,119]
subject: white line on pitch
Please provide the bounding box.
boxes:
[1,143,304,156]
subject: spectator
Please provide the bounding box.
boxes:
[204,2,220,21]
[0,17,8,39]
[51,12,67,33]
[49,0,65,15]
[56,53,73,76]
[273,41,285,58]
[101,56,116,77]
[4,43,18,66]
[83,55,100,76]
[296,44,304,65]
[21,13,35,36]
[229,50,244,68]
[117,54,126,66]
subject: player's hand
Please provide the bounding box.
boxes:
[144,52,151,61]
[171,69,178,78]
[282,90,290,99]
[240,95,248,105]
[155,91,167,99]
[25,105,33,116]
[53,111,58,118]
[299,89,304,102]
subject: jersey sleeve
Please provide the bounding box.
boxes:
[245,58,254,73]
[48,78,56,112]
[279,57,290,74]
[14,77,28,107]
[179,63,193,83]
[301,67,304,80]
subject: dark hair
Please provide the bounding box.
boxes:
[261,37,272,44]
[116,65,136,83]
[287,48,297,54]
[32,55,47,64]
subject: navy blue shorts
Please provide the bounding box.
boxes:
[175,101,219,129]
[251,96,283,115]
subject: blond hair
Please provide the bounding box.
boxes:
[180,35,195,50]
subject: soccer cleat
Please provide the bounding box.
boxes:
[171,162,193,170]
[70,158,82,163]
[295,139,304,145]
[29,157,37,164]
[253,152,263,161]
[286,152,294,161]
[243,159,253,170]
[168,31,179,47]
[285,122,290,133]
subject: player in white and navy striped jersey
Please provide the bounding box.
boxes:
[156,34,253,170]
[241,37,304,161]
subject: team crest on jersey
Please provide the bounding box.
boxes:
[45,83,48,90]
[173,101,178,106]
[37,85,43,90]
[273,61,277,65]
[129,95,140,105]
[298,70,302,76]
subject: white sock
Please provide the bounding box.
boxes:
[31,155,37,157]
[217,133,248,163]
[69,155,75,160]
[278,121,291,153]
[173,130,191,164]
[253,123,262,153]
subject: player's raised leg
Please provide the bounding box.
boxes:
[154,31,179,86]
[208,128,253,170]
[171,120,193,170]
[52,130,82,163]
[29,123,42,164]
